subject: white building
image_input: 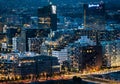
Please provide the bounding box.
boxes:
[75,36,96,46]
[12,37,22,52]
[101,40,120,67]
[40,42,48,56]
[1,43,7,50]
[52,48,68,64]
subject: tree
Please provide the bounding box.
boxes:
[72,76,82,84]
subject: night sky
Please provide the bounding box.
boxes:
[0,0,119,11]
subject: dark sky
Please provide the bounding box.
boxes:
[0,0,119,9]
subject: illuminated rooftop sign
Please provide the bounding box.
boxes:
[88,4,99,8]
[52,5,56,14]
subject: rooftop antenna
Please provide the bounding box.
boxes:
[84,6,86,29]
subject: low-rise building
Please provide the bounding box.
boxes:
[17,55,60,78]
[52,48,68,64]
[69,36,102,72]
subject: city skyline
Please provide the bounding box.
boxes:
[0,0,120,84]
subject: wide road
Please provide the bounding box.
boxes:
[64,67,120,83]
[2,67,120,84]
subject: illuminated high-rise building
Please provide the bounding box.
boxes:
[38,4,57,37]
[83,2,105,30]
[69,36,102,71]
[6,27,21,52]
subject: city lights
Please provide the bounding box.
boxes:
[0,0,119,84]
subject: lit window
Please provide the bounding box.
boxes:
[52,5,56,14]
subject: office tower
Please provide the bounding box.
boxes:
[38,4,57,37]
[83,2,105,30]
[69,36,102,72]
[12,37,24,52]
[21,28,46,52]
[0,22,3,33]
[6,27,21,52]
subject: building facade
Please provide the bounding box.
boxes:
[101,40,120,67]
[83,2,105,30]
[28,38,43,54]
[17,55,60,78]
[38,4,57,37]
[38,4,57,30]
[52,48,68,64]
[69,36,102,72]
